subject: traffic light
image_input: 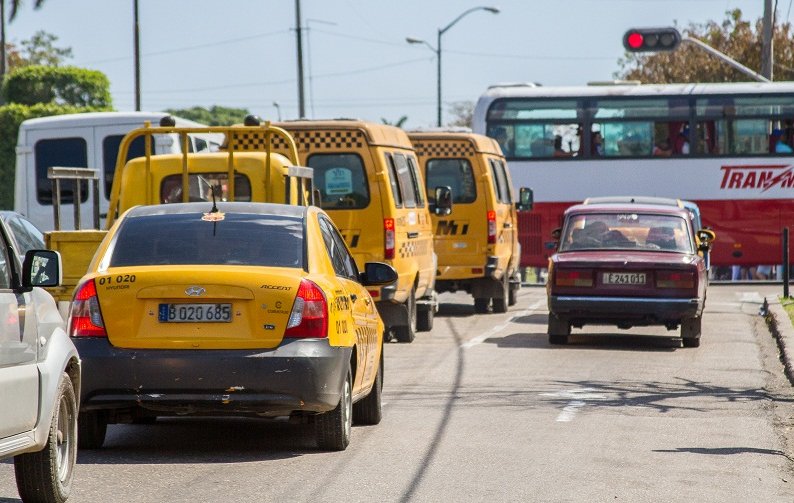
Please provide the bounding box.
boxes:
[623,27,681,52]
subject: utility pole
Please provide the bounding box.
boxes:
[133,0,141,111]
[295,0,306,119]
[761,0,774,81]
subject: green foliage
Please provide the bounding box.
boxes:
[3,65,111,107]
[616,9,794,83]
[446,101,474,129]
[19,30,72,67]
[380,115,408,128]
[164,105,251,126]
[0,103,107,209]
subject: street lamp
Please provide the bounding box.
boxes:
[273,101,282,121]
[407,6,499,127]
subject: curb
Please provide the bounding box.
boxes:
[765,296,794,386]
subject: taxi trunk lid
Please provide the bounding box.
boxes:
[97,267,304,349]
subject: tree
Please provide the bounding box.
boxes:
[381,115,408,128]
[446,101,474,128]
[616,9,794,83]
[19,30,71,67]
[164,106,251,126]
[3,65,112,107]
[1,0,48,82]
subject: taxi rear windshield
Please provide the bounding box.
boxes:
[425,159,477,204]
[109,213,304,268]
[307,153,370,210]
[560,213,693,253]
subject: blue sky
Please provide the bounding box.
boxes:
[6,0,777,128]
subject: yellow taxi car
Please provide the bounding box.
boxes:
[69,202,396,451]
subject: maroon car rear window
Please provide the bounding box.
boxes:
[560,213,694,253]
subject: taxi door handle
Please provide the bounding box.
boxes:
[407,232,419,239]
[503,223,513,229]
[350,294,358,303]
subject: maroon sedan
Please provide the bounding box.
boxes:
[547,201,715,347]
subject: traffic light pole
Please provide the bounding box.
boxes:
[682,36,770,83]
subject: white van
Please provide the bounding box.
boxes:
[14,111,223,231]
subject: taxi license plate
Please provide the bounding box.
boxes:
[603,272,646,285]
[158,303,232,323]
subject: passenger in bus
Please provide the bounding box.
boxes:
[673,125,690,155]
[591,131,604,156]
[770,129,793,153]
[653,139,672,157]
[553,136,572,157]
[493,127,514,156]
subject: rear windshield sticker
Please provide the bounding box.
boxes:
[325,168,353,195]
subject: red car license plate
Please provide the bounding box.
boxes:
[602,272,646,285]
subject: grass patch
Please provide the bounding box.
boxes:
[782,296,794,328]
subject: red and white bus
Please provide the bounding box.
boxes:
[472,82,794,270]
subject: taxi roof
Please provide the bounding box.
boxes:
[127,202,309,219]
[407,130,503,156]
[275,119,413,149]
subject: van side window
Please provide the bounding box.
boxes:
[488,158,511,204]
[35,137,88,205]
[407,156,425,207]
[307,153,370,210]
[103,135,147,199]
[384,153,403,208]
[393,153,417,208]
[494,159,513,203]
[319,216,358,280]
[426,158,477,204]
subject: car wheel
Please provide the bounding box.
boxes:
[474,298,490,313]
[508,282,519,306]
[681,317,702,348]
[353,347,383,425]
[548,315,571,345]
[14,372,77,503]
[78,411,108,450]
[394,286,417,343]
[315,367,353,451]
[492,275,509,313]
[416,305,434,332]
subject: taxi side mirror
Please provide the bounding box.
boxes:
[431,186,453,216]
[359,262,398,286]
[696,228,716,251]
[551,227,562,240]
[21,249,61,291]
[516,187,533,211]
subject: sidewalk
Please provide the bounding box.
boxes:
[766,296,794,384]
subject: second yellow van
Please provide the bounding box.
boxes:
[409,130,532,313]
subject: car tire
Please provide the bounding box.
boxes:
[78,411,108,450]
[315,367,353,451]
[14,372,77,503]
[394,286,417,343]
[416,305,434,332]
[474,298,490,313]
[353,348,383,425]
[681,317,701,348]
[548,315,571,345]
[492,275,509,313]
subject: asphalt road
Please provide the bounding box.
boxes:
[2,284,793,502]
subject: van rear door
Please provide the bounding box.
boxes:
[23,126,95,231]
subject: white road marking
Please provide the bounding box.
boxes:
[539,388,608,422]
[460,299,546,349]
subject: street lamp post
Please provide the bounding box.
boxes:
[407,6,499,127]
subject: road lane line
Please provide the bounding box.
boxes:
[540,388,607,422]
[460,299,546,349]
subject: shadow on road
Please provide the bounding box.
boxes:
[510,313,548,325]
[75,417,321,465]
[436,303,475,317]
[653,447,794,461]
[485,331,681,352]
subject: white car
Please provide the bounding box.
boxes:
[0,216,80,502]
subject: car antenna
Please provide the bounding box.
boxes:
[210,184,219,213]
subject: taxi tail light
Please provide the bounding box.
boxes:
[487,211,497,244]
[384,218,395,260]
[69,279,107,337]
[656,271,695,289]
[555,269,594,287]
[285,279,328,338]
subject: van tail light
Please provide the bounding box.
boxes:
[69,279,107,337]
[384,218,395,260]
[285,279,328,338]
[487,211,497,244]
[555,269,594,287]
[656,271,695,289]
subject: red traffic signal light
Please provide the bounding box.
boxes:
[623,27,681,52]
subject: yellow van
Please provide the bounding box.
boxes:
[409,131,531,313]
[235,120,438,342]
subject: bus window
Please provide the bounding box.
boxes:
[506,123,580,158]
[730,119,769,155]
